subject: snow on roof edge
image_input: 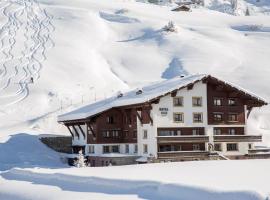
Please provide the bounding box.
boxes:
[58,74,268,122]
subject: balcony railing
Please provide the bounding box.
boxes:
[158,151,209,159]
[213,135,262,142]
[157,136,209,143]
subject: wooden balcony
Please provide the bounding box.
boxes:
[157,136,209,144]
[158,151,209,159]
[213,135,262,142]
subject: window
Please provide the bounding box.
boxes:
[227,143,238,151]
[173,97,183,107]
[158,130,181,136]
[228,114,238,122]
[214,128,222,135]
[173,113,184,123]
[143,130,148,139]
[89,145,95,154]
[133,130,137,138]
[192,129,200,135]
[248,143,252,149]
[214,143,222,151]
[143,144,148,154]
[228,98,236,106]
[102,130,110,138]
[106,116,114,124]
[214,98,222,106]
[124,130,128,138]
[176,130,181,136]
[103,145,120,153]
[103,146,110,153]
[134,144,138,153]
[125,144,129,153]
[193,144,200,150]
[228,128,236,135]
[192,97,202,107]
[112,130,119,137]
[213,113,223,122]
[193,113,203,123]
[160,145,182,152]
[112,145,120,153]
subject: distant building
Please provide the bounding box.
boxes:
[58,74,268,166]
[171,5,191,12]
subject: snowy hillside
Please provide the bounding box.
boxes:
[0,0,270,145]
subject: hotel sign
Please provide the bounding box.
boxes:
[159,107,168,116]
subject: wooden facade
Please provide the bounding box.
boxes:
[207,82,246,125]
[63,104,154,145]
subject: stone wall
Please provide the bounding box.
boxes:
[40,136,72,154]
[87,156,140,167]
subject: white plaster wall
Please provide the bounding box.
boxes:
[136,81,208,157]
[152,81,208,128]
[217,142,250,155]
[137,123,156,157]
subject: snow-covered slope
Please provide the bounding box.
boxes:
[0,0,269,145]
[1,157,270,200]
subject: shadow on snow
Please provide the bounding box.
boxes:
[1,169,264,200]
[118,28,166,46]
[99,11,140,23]
[0,133,67,171]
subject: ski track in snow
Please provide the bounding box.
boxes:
[0,0,54,106]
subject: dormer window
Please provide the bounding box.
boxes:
[136,89,143,95]
[117,92,123,98]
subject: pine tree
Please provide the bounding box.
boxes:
[163,21,177,32]
[245,7,250,16]
[74,150,86,167]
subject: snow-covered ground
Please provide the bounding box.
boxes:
[0,131,269,199]
[0,0,270,199]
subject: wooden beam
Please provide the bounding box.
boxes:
[247,107,253,119]
[78,124,86,139]
[187,83,194,90]
[87,122,96,139]
[150,98,160,104]
[171,90,177,97]
[215,84,224,91]
[72,125,80,139]
[146,109,153,125]
[66,125,74,139]
[136,110,142,124]
[202,78,208,84]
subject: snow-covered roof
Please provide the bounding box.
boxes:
[58,74,267,122]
